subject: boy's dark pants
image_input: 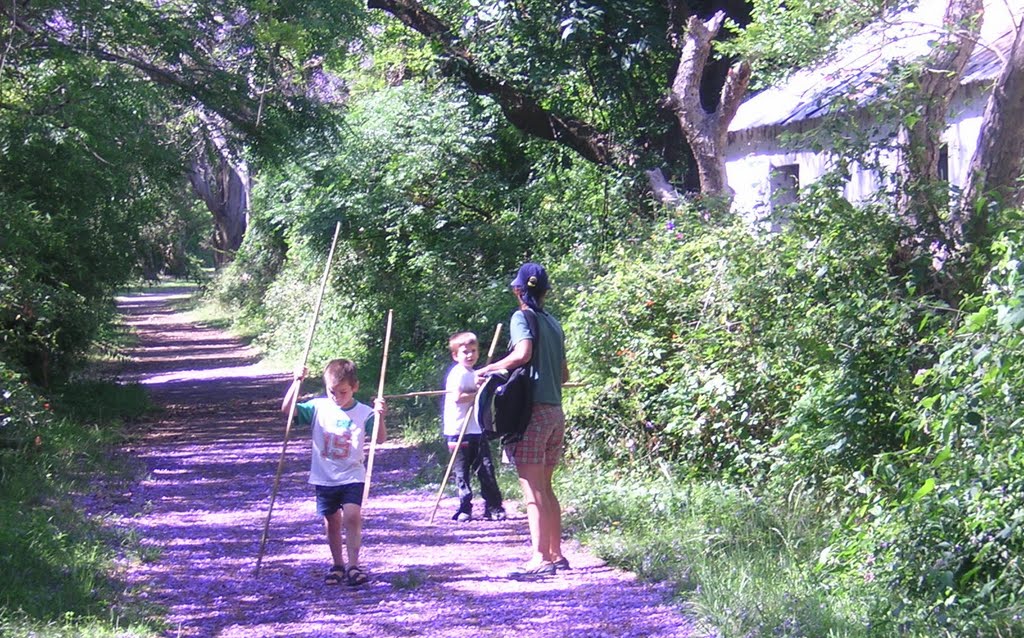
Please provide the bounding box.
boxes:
[448,433,503,515]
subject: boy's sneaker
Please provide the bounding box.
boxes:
[483,508,507,521]
[453,511,472,522]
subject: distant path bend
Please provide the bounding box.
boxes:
[103,286,700,638]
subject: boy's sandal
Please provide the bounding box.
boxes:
[324,565,346,585]
[346,565,368,586]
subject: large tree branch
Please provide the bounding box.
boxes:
[90,48,259,133]
[188,111,250,265]
[671,12,724,129]
[5,6,259,133]
[367,0,626,167]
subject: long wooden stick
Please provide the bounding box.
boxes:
[255,221,342,577]
[382,389,450,400]
[385,381,587,400]
[428,323,503,523]
[361,309,394,508]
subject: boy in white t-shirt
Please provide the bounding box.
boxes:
[443,332,505,522]
[281,358,386,586]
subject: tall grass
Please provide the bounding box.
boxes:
[0,378,163,638]
[558,461,874,637]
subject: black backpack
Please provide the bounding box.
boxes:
[476,309,539,445]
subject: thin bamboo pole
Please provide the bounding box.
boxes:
[384,381,586,400]
[382,389,450,400]
[428,323,503,523]
[255,221,342,577]
[361,309,394,508]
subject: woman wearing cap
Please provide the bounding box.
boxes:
[476,262,570,579]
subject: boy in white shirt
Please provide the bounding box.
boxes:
[281,358,386,586]
[443,332,505,522]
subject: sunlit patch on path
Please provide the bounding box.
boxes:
[95,285,702,637]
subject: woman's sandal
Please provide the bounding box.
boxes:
[507,561,556,580]
[346,565,368,587]
[324,564,346,585]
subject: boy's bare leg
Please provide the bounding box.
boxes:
[324,511,345,567]
[341,502,363,567]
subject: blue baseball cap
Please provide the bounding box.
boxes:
[510,262,549,291]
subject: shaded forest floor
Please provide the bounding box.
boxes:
[90,286,701,637]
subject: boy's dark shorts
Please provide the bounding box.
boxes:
[315,483,364,517]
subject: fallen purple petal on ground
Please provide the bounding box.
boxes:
[87,287,704,637]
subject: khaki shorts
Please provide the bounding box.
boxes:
[505,403,564,467]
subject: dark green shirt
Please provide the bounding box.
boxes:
[509,309,566,405]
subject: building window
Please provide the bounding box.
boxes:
[938,143,949,181]
[770,164,800,209]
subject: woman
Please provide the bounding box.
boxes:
[477,262,570,578]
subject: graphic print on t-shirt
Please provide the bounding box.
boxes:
[320,416,355,461]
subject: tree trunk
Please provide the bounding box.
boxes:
[666,11,750,197]
[961,17,1024,238]
[899,0,983,239]
[188,112,250,266]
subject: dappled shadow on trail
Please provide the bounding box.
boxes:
[100,286,701,638]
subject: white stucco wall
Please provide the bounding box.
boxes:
[726,87,988,219]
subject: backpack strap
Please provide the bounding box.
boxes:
[521,308,540,362]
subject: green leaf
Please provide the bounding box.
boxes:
[972,346,991,365]
[998,306,1024,329]
[912,478,935,501]
[930,447,951,467]
[817,546,832,565]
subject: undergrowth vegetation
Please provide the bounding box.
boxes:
[0,365,160,637]
[555,196,1024,636]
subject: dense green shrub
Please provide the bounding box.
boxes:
[560,194,1024,635]
[0,361,52,452]
[0,57,187,384]
[564,187,938,483]
[818,225,1024,636]
[0,197,114,385]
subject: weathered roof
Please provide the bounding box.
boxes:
[729,0,1023,134]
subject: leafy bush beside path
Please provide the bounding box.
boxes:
[0,365,160,637]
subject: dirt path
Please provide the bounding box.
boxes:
[104,287,700,637]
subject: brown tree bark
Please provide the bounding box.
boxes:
[961,18,1024,237]
[188,112,250,267]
